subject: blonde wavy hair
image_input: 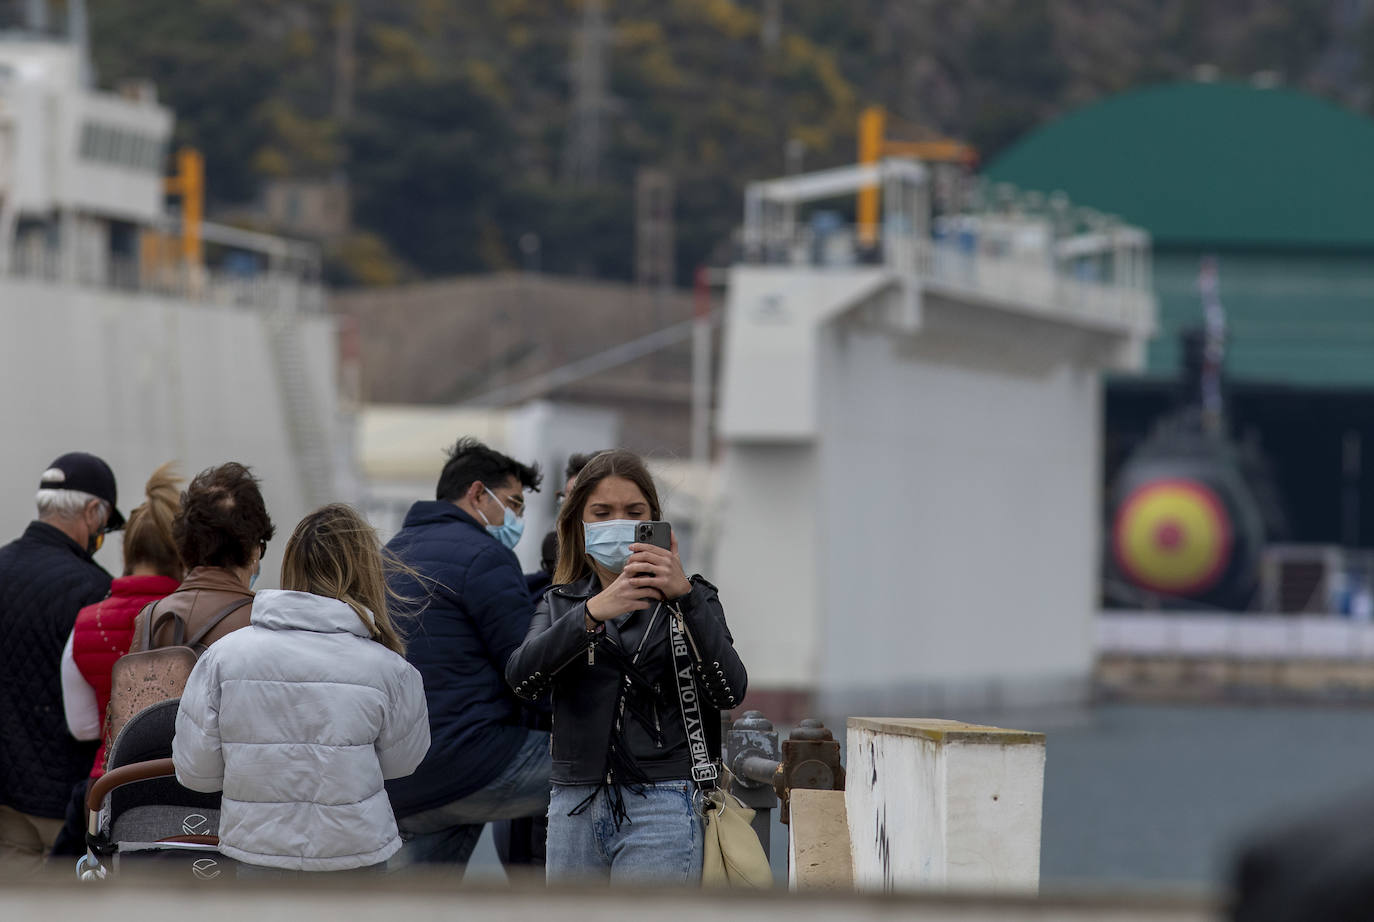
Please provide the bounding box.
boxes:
[122,462,184,579]
[279,503,412,655]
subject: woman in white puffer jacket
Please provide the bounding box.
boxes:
[173,503,430,873]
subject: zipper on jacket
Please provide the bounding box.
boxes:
[652,683,663,748]
[548,636,595,680]
[675,606,705,664]
[587,641,595,666]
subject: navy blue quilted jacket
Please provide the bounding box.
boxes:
[0,522,111,817]
[383,501,535,817]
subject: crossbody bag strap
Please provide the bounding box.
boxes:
[186,597,253,651]
[669,603,719,790]
[610,603,664,732]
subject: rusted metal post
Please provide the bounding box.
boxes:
[726,710,780,853]
[776,718,845,824]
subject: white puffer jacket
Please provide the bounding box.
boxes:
[173,589,430,871]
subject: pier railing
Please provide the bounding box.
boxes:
[722,713,846,856]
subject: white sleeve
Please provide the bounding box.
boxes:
[376,661,431,780]
[172,651,225,792]
[61,630,102,741]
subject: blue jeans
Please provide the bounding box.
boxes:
[389,730,551,873]
[546,780,704,886]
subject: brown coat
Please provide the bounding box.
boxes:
[127,566,254,653]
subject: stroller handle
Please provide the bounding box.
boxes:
[87,758,176,812]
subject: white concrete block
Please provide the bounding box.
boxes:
[846,717,1045,894]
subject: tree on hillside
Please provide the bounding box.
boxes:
[86,0,1374,287]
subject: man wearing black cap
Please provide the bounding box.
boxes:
[0,452,122,870]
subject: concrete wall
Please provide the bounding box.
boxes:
[715,444,819,690]
[0,277,344,587]
[816,321,1102,712]
[0,880,1220,922]
[846,718,1046,893]
[713,253,1143,716]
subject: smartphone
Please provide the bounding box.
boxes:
[635,520,672,550]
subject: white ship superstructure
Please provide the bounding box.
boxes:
[0,29,172,282]
[0,14,347,586]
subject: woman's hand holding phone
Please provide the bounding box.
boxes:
[625,533,692,601]
[586,532,691,623]
[586,570,654,623]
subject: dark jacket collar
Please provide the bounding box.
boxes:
[552,572,600,600]
[402,500,486,533]
[24,520,95,562]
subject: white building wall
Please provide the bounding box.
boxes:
[0,278,343,587]
[714,444,819,689]
[816,322,1101,711]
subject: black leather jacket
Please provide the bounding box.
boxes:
[506,573,747,786]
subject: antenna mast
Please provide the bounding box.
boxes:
[565,0,609,187]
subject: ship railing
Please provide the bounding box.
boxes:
[3,246,324,314]
[733,220,1153,334]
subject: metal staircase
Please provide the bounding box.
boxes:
[264,304,336,512]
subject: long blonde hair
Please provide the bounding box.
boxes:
[122,462,184,579]
[279,503,410,655]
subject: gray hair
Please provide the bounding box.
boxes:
[35,486,105,521]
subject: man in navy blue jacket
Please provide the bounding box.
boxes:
[384,437,547,870]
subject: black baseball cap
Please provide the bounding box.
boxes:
[39,452,125,531]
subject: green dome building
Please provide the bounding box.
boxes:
[988,80,1374,549]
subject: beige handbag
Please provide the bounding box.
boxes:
[700,766,774,888]
[668,609,772,888]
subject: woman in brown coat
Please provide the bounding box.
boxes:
[127,463,275,653]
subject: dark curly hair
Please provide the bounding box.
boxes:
[435,437,542,503]
[174,462,275,569]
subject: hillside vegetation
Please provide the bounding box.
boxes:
[87,0,1374,286]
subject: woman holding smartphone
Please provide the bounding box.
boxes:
[506,449,747,885]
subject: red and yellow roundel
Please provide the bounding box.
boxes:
[1113,478,1232,595]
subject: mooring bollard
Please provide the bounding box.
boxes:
[725,710,781,852]
[777,718,845,823]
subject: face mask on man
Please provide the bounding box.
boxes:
[87,505,106,555]
[478,486,525,550]
[583,519,638,572]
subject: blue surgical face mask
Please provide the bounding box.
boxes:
[583,519,637,572]
[479,486,525,550]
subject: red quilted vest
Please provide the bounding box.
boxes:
[71,574,180,776]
